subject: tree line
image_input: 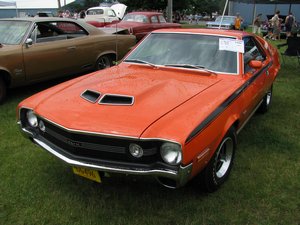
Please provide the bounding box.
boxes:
[64,0,226,16]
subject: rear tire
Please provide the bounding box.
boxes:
[201,127,237,192]
[95,55,114,70]
[0,77,7,104]
[258,85,273,113]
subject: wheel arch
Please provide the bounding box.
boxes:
[222,114,239,140]
[0,69,11,87]
[95,51,117,64]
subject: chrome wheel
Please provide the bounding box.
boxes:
[266,89,272,106]
[214,137,234,179]
[200,127,236,192]
[258,85,273,113]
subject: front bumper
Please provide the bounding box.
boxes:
[19,122,193,188]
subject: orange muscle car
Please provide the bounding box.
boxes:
[0,17,136,103]
[17,29,280,192]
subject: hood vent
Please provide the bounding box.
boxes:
[81,90,101,103]
[99,94,134,105]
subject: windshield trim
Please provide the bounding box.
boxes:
[123,32,240,75]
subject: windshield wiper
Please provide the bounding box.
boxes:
[164,64,217,75]
[124,59,158,68]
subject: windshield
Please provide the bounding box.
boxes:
[123,14,149,23]
[125,33,238,74]
[215,16,235,23]
[0,21,31,45]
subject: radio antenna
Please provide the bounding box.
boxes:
[115,20,118,64]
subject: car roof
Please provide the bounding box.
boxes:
[87,7,110,10]
[126,11,163,16]
[0,17,104,34]
[0,17,76,23]
[152,28,249,39]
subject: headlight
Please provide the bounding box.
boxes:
[26,110,38,127]
[160,143,182,165]
[129,143,143,158]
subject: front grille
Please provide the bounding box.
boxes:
[38,118,162,165]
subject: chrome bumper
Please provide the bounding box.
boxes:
[19,124,193,188]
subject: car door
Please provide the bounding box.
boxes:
[22,21,85,82]
[240,36,270,119]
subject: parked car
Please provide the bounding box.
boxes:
[0,17,136,103]
[105,11,181,40]
[36,11,55,17]
[206,16,248,30]
[83,4,126,27]
[17,29,280,192]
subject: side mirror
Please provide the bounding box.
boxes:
[248,60,263,69]
[25,38,33,48]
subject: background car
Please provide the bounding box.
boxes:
[105,11,181,40]
[206,15,248,30]
[82,4,127,27]
[18,28,280,192]
[0,17,136,103]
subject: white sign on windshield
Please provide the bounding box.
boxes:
[219,38,244,53]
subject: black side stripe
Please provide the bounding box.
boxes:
[185,62,272,144]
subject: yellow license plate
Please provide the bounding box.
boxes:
[72,167,101,183]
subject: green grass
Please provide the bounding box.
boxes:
[1,46,300,225]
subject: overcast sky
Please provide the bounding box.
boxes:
[1,0,76,8]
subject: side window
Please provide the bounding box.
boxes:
[36,21,87,43]
[159,15,167,23]
[108,9,116,17]
[243,36,266,73]
[151,16,159,23]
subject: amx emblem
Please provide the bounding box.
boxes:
[66,140,82,147]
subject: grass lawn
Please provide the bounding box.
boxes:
[0,40,299,225]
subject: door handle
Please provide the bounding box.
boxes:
[67,46,76,51]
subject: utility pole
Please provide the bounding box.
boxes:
[57,0,61,9]
[167,0,173,23]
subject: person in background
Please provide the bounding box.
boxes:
[285,12,296,38]
[234,13,244,30]
[79,10,86,19]
[253,13,262,35]
[263,18,273,39]
[270,10,281,40]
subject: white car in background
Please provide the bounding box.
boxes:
[82,4,127,27]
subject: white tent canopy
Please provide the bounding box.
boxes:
[0,1,16,7]
[0,0,75,9]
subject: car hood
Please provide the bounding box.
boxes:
[111,3,127,19]
[33,64,221,138]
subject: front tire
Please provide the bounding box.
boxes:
[258,85,273,113]
[95,55,114,70]
[0,77,7,104]
[201,127,237,192]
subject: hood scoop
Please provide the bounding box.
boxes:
[99,94,134,105]
[81,90,101,103]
